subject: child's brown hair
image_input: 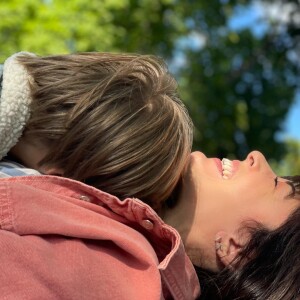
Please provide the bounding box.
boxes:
[18,52,193,209]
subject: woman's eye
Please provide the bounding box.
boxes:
[286,181,296,198]
[274,176,278,187]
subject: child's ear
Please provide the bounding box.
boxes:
[215,231,244,268]
[41,166,64,176]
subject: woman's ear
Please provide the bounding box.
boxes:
[215,231,244,268]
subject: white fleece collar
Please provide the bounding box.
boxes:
[0,52,36,160]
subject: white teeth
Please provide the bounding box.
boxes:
[221,158,232,166]
[222,169,232,176]
[221,158,233,179]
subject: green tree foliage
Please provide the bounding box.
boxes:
[271,139,300,175]
[0,0,129,58]
[0,0,299,166]
[0,0,186,59]
[177,1,300,160]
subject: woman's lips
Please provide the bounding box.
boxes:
[213,158,223,177]
[213,158,240,179]
[231,160,240,178]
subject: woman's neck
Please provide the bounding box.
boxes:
[162,187,197,244]
[162,186,217,270]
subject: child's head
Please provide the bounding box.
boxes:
[8,52,193,209]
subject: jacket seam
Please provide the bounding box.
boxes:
[0,182,14,231]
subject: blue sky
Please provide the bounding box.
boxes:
[284,96,300,139]
[229,2,300,141]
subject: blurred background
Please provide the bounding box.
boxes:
[1,0,299,174]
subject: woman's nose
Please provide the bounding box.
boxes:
[246,150,276,175]
[246,151,267,169]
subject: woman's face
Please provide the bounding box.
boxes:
[177,150,299,268]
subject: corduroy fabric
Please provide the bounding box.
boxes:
[0,175,200,299]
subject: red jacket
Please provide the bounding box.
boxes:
[0,175,200,299]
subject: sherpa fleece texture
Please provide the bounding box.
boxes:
[0,52,36,160]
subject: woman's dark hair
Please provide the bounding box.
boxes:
[196,175,300,300]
